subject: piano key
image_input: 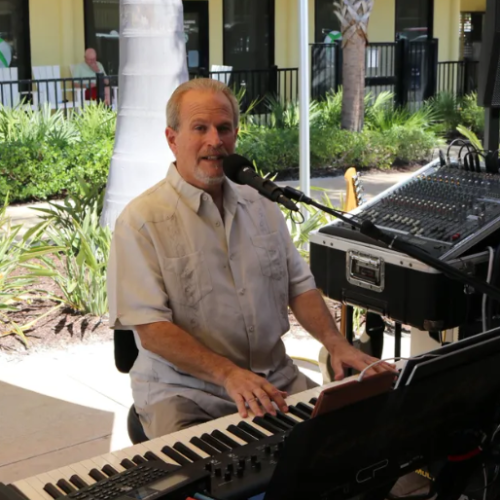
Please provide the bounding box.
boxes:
[211,429,242,448]
[173,442,203,462]
[200,432,231,452]
[101,464,119,477]
[189,436,220,456]
[252,416,282,434]
[137,438,183,467]
[12,479,52,500]
[131,455,147,465]
[227,424,257,443]
[309,397,318,405]
[42,484,64,500]
[288,405,311,420]
[296,402,314,416]
[238,421,268,439]
[25,477,61,500]
[68,474,88,489]
[275,410,299,427]
[89,468,107,481]
[143,451,162,462]
[263,413,293,430]
[120,458,136,470]
[55,479,76,494]
[161,445,191,466]
[67,461,99,485]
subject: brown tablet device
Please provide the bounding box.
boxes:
[311,370,396,418]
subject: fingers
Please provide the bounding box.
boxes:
[234,393,248,418]
[263,385,289,413]
[330,356,345,381]
[244,391,265,417]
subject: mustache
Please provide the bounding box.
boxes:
[200,148,228,158]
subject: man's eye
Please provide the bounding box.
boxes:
[195,125,206,131]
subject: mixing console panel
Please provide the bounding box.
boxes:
[332,164,500,259]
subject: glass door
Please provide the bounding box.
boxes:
[184,1,209,74]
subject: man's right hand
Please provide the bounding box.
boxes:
[223,367,288,418]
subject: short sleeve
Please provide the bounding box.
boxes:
[274,205,317,299]
[107,218,173,329]
[98,62,107,76]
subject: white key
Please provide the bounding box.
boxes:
[138,437,183,467]
[43,469,77,494]
[26,474,64,499]
[65,462,97,486]
[95,451,129,474]
[12,479,52,500]
[70,460,100,484]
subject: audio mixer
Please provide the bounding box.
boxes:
[309,160,500,330]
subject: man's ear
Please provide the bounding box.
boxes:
[165,127,178,155]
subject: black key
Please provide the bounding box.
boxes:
[69,475,89,489]
[102,465,119,477]
[276,410,298,427]
[120,458,136,470]
[227,424,256,443]
[263,413,292,431]
[56,479,77,494]
[89,468,107,481]
[190,436,219,456]
[144,451,163,462]
[161,445,191,466]
[309,397,318,405]
[43,483,64,499]
[132,455,147,465]
[173,442,203,462]
[238,421,267,440]
[211,430,241,449]
[252,416,282,434]
[296,402,313,416]
[201,432,231,452]
[288,405,311,420]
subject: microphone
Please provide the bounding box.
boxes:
[222,154,300,212]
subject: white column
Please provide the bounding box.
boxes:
[298,0,310,215]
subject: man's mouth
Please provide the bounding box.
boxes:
[201,155,225,161]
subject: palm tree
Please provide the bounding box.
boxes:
[335,0,373,131]
[100,0,189,229]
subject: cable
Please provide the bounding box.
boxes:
[357,354,441,382]
[483,246,495,332]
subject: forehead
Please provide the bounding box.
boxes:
[179,90,234,123]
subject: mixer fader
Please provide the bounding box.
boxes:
[332,164,500,259]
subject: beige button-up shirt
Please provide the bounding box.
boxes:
[107,164,316,416]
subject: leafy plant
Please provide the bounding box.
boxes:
[459,93,484,135]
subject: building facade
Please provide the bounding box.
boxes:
[0,0,487,79]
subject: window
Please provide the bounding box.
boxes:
[315,0,341,43]
[395,0,433,41]
[0,0,31,78]
[223,0,274,70]
[84,0,120,75]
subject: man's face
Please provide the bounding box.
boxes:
[85,50,97,66]
[166,90,238,189]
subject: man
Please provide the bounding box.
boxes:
[107,78,394,439]
[72,48,110,105]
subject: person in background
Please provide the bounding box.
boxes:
[73,48,111,105]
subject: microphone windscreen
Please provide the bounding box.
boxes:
[222,154,254,184]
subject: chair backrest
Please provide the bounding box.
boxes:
[114,330,139,374]
[210,64,233,85]
[33,65,63,106]
[0,67,19,107]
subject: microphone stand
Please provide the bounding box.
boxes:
[283,186,500,303]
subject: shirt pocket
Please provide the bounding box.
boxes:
[159,251,213,307]
[251,232,286,281]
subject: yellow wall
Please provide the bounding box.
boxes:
[367,0,395,43]
[461,0,486,11]
[208,0,223,66]
[29,0,85,77]
[434,0,461,61]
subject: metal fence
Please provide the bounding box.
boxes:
[0,73,118,111]
[437,60,479,98]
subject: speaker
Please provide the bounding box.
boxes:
[478,0,500,108]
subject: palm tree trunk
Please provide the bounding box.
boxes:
[100,0,188,229]
[341,30,366,131]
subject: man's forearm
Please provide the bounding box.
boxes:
[289,289,345,351]
[135,321,238,386]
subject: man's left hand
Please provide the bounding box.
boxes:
[328,338,396,381]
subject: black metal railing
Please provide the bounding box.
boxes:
[0,73,118,111]
[437,60,479,98]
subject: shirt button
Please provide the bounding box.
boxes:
[215,221,221,227]
[202,194,209,201]
[239,288,245,295]
[249,326,255,332]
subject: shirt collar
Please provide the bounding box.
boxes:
[166,162,247,214]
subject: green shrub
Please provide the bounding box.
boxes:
[459,93,484,135]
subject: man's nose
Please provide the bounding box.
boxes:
[206,126,223,146]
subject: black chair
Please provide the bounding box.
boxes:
[114,330,149,444]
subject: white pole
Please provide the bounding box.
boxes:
[298,0,310,215]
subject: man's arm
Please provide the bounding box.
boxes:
[136,321,288,418]
[289,289,396,380]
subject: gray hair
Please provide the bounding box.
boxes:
[166,78,240,131]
